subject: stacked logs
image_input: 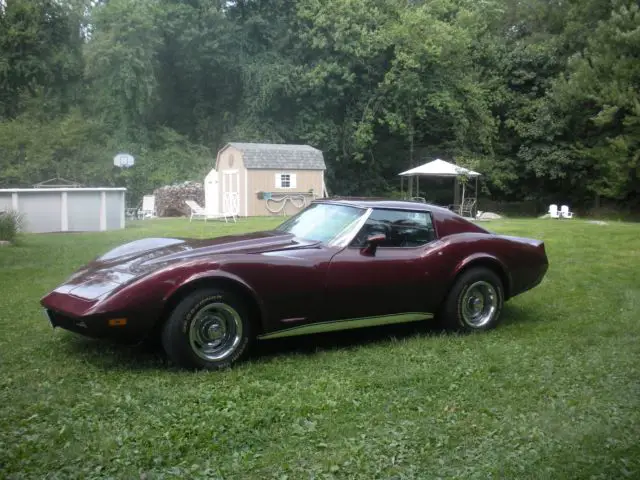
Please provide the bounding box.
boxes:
[153,181,204,217]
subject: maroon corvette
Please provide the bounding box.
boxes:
[41,198,548,369]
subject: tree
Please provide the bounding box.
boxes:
[0,0,84,119]
[554,0,640,204]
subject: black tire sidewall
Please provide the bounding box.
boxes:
[443,267,504,332]
[162,288,252,370]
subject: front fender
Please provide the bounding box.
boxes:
[87,260,266,328]
[161,268,268,331]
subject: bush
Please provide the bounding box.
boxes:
[0,210,24,243]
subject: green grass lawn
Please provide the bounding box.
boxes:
[1,216,639,479]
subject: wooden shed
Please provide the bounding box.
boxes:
[215,142,328,217]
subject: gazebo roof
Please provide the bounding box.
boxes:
[399,159,481,177]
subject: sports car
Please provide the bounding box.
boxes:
[41,198,549,370]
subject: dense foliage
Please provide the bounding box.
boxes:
[1,0,638,211]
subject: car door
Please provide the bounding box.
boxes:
[324,208,439,321]
[242,245,336,326]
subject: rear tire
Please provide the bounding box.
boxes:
[438,267,504,332]
[161,287,252,370]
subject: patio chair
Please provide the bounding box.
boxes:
[185,199,237,223]
[449,198,477,218]
[460,198,477,218]
[548,204,560,219]
[125,207,138,220]
[185,200,208,222]
[560,205,574,219]
[222,192,239,223]
[139,195,156,219]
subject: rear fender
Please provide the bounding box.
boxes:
[453,253,512,299]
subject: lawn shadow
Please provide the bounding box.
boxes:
[56,320,446,371]
[250,320,447,363]
[500,302,551,327]
[57,304,543,371]
[252,303,550,363]
[58,334,170,371]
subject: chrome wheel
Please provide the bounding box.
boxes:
[188,303,243,361]
[461,281,498,327]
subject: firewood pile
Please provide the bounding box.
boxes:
[153,181,204,217]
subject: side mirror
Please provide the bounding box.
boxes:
[360,233,386,256]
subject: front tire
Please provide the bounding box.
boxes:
[438,267,504,332]
[161,287,252,370]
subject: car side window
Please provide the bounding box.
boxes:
[350,209,436,248]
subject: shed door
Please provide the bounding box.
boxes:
[222,170,240,215]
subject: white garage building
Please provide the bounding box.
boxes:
[0,186,126,233]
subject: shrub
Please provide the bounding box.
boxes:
[0,210,24,243]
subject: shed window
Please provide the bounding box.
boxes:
[275,173,296,189]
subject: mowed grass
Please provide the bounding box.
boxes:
[1,216,639,479]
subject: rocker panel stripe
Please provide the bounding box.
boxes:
[258,312,434,340]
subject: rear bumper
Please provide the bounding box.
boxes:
[510,260,549,298]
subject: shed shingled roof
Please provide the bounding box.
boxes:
[225,142,326,170]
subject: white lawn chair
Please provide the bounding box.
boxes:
[139,195,156,219]
[185,200,209,222]
[185,199,237,223]
[548,204,560,219]
[560,205,574,219]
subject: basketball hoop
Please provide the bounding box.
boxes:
[113,153,135,168]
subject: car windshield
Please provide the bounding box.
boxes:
[275,203,366,243]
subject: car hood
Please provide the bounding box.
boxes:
[55,230,316,298]
[100,230,316,270]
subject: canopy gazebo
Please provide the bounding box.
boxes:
[398,159,481,218]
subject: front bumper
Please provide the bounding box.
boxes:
[43,308,147,343]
